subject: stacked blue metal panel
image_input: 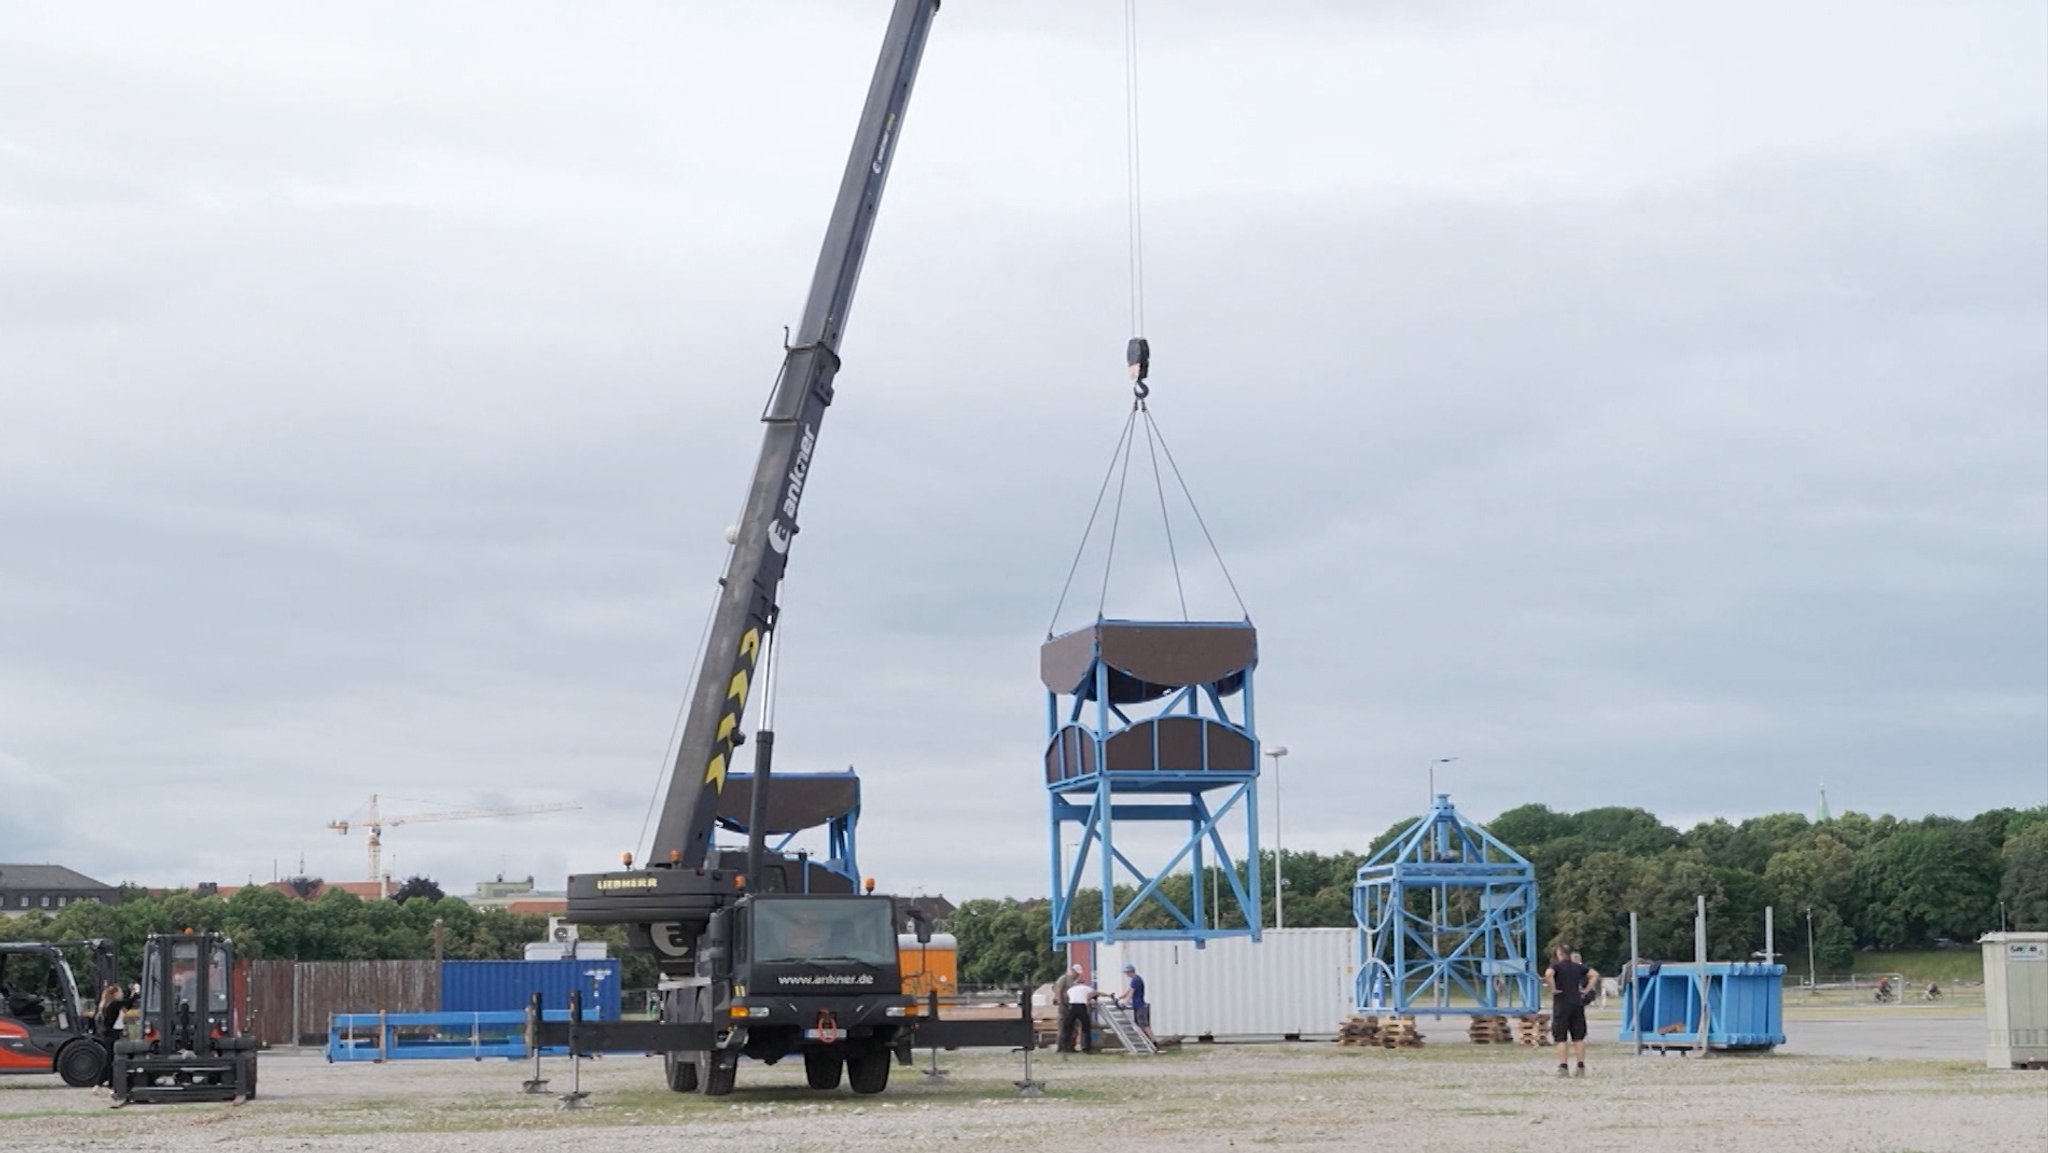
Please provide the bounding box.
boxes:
[1619,962,1784,1050]
[439,959,622,1020]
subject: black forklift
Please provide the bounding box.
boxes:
[110,931,258,1105]
[0,938,117,1087]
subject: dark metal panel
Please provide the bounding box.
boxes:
[1041,621,1259,700]
[714,773,859,836]
[1039,628,1100,694]
[1098,623,1256,689]
[1206,725,1256,773]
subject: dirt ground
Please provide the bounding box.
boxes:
[1,1014,2039,1153]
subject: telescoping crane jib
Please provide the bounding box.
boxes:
[554,1,1030,1099]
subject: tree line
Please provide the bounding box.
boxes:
[1,880,554,979]
[8,804,2039,992]
[946,804,2048,985]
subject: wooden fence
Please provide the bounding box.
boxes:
[245,959,439,1046]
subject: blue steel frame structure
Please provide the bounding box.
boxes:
[1042,619,1263,946]
[1353,794,1539,1016]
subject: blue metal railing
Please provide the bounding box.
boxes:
[325,1009,574,1063]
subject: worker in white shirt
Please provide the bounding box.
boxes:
[1059,974,1098,1054]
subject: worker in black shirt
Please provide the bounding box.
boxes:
[1545,945,1595,1077]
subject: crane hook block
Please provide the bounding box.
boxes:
[1125,337,1150,384]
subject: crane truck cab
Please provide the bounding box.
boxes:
[0,939,117,1087]
[702,892,913,1094]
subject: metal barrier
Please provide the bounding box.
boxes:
[326,1009,574,1062]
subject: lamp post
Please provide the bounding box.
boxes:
[1428,756,1457,804]
[1804,906,1815,990]
[1266,745,1289,930]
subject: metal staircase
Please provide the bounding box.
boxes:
[1098,1001,1157,1055]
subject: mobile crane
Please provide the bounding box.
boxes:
[550,1,1026,1096]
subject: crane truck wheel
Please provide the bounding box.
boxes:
[803,1050,844,1091]
[847,1047,890,1095]
[696,1049,737,1097]
[663,1050,698,1093]
[56,1038,109,1088]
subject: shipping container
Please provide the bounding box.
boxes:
[1982,932,2048,1069]
[440,959,622,1020]
[1098,928,1355,1040]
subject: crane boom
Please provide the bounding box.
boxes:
[649,0,940,869]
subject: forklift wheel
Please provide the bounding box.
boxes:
[56,1040,109,1089]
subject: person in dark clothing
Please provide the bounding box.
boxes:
[1545,945,1594,1077]
[1120,963,1151,1042]
[93,982,134,1089]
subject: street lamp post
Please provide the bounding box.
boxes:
[1804,906,1816,990]
[1428,756,1457,803]
[1266,746,1289,930]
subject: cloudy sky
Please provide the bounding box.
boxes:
[3,1,2042,905]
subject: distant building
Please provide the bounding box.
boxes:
[899,894,957,933]
[0,864,120,915]
[167,878,388,902]
[469,876,566,916]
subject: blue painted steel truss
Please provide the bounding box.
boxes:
[1353,794,1539,1016]
[1043,620,1263,946]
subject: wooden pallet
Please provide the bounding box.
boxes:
[1515,1013,1551,1046]
[1336,1015,1382,1046]
[1467,1015,1513,1044]
[1336,1014,1427,1049]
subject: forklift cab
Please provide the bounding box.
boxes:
[138,934,234,1050]
[0,940,116,1087]
[112,932,256,1104]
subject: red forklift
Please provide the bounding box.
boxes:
[110,931,258,1105]
[0,938,118,1087]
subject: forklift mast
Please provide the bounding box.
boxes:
[649,0,940,870]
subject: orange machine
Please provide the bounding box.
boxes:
[895,933,957,1016]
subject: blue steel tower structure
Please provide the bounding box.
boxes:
[1353,794,1539,1015]
[1042,618,1264,946]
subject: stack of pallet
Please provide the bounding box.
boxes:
[1377,1016,1424,1049]
[1336,1015,1383,1046]
[1515,1013,1551,1046]
[1466,1015,1513,1044]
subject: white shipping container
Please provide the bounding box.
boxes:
[1098,928,1356,1040]
[1982,931,2048,1069]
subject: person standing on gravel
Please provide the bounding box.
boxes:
[1546,945,1594,1077]
[1060,973,1098,1054]
[1120,962,1151,1042]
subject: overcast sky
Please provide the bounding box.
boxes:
[3,1,2042,904]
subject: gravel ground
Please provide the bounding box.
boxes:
[1,1033,2039,1153]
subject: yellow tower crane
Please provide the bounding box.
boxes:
[328,793,581,897]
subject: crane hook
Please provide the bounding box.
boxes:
[1126,336,1151,401]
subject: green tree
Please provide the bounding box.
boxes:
[2000,823,2048,931]
[391,876,445,903]
[1851,821,2002,947]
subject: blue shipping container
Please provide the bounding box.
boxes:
[440,959,623,1020]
